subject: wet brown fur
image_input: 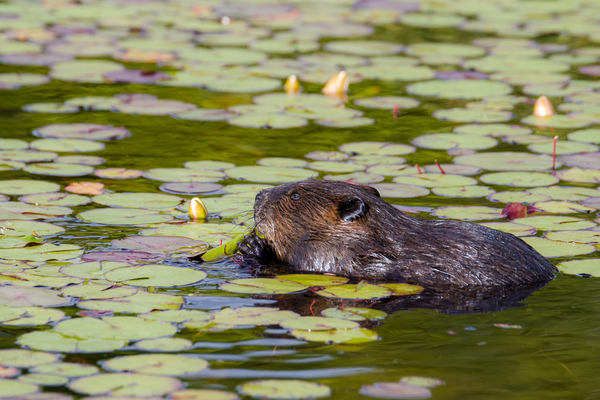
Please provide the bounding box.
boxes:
[246,180,558,288]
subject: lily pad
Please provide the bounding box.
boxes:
[480,172,559,187]
[93,193,183,210]
[567,129,600,144]
[555,168,600,184]
[23,103,79,114]
[31,362,98,378]
[290,327,380,344]
[134,337,193,352]
[112,236,207,254]
[253,93,342,108]
[369,183,429,198]
[68,373,182,397]
[454,152,557,171]
[321,307,387,322]
[478,222,536,237]
[226,166,317,183]
[276,274,348,287]
[0,286,72,307]
[104,264,206,287]
[406,80,512,99]
[237,380,331,400]
[280,316,359,331]
[0,379,39,397]
[546,230,600,244]
[433,186,495,198]
[220,278,307,295]
[94,168,144,179]
[0,349,59,367]
[359,382,431,399]
[143,168,224,183]
[33,123,130,140]
[78,209,173,225]
[0,180,60,195]
[454,124,531,137]
[103,354,208,376]
[557,259,600,276]
[55,316,177,341]
[412,134,497,150]
[228,115,308,129]
[24,163,94,177]
[20,193,90,207]
[317,283,391,300]
[393,174,477,188]
[0,243,82,262]
[433,206,503,221]
[512,216,595,231]
[208,307,299,328]
[0,150,57,163]
[434,109,514,123]
[0,73,50,89]
[521,237,596,258]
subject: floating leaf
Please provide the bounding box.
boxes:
[228,115,308,129]
[521,237,596,258]
[103,354,208,376]
[321,307,387,322]
[78,209,173,225]
[93,193,183,210]
[68,373,182,396]
[353,96,419,110]
[208,307,299,328]
[406,80,512,99]
[171,389,239,400]
[0,243,82,262]
[104,264,206,287]
[317,283,391,300]
[30,139,104,153]
[453,124,531,137]
[0,379,39,397]
[339,142,416,156]
[0,286,71,307]
[237,380,331,400]
[34,123,130,140]
[478,222,536,237]
[412,134,497,150]
[359,382,431,399]
[94,168,144,179]
[557,259,600,276]
[0,180,60,196]
[369,184,429,198]
[226,166,317,183]
[546,230,600,244]
[24,163,94,177]
[433,186,495,198]
[31,362,98,378]
[55,316,177,341]
[276,274,348,287]
[290,327,380,344]
[20,193,90,207]
[280,316,359,331]
[380,283,424,296]
[480,172,559,187]
[433,206,503,221]
[433,109,513,123]
[393,174,477,188]
[18,373,69,387]
[454,152,557,171]
[134,337,193,352]
[220,278,307,295]
[512,216,595,231]
[0,349,59,368]
[143,168,224,183]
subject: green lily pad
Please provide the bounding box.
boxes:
[31,362,98,378]
[401,13,465,28]
[529,141,599,155]
[68,373,182,397]
[393,174,477,188]
[93,193,183,210]
[94,168,144,179]
[237,380,331,400]
[339,142,416,156]
[546,230,600,244]
[316,283,391,300]
[522,115,593,129]
[309,161,365,173]
[33,123,130,140]
[0,243,82,262]
[24,163,94,177]
[134,337,193,352]
[533,201,596,214]
[352,65,435,81]
[454,152,557,171]
[0,161,24,172]
[557,259,600,276]
[140,309,213,324]
[78,291,183,314]
[480,172,559,187]
[434,109,514,123]
[555,168,600,184]
[170,389,239,400]
[454,124,531,137]
[276,274,348,287]
[488,191,550,203]
[30,139,104,153]
[228,115,308,129]
[433,186,495,198]
[567,129,600,144]
[280,316,359,331]
[143,168,224,183]
[0,307,65,326]
[0,180,60,195]
[406,80,512,99]
[0,202,72,220]
[0,150,57,163]
[104,264,206,287]
[103,354,208,376]
[50,60,125,83]
[359,382,431,399]
[0,73,49,89]
[512,216,595,231]
[0,286,71,307]
[324,172,385,184]
[325,40,403,56]
[208,307,299,328]
[321,307,387,322]
[59,261,130,280]
[78,209,173,225]
[22,103,79,114]
[490,71,570,85]
[0,349,59,367]
[412,134,497,150]
[0,139,28,151]
[253,93,342,108]
[174,108,240,122]
[433,206,503,221]
[226,166,317,183]
[112,236,207,254]
[290,327,380,344]
[315,117,375,128]
[206,76,282,93]
[0,379,39,397]
[220,278,307,295]
[369,183,429,198]
[20,193,90,207]
[464,57,569,73]
[113,100,196,116]
[527,187,600,201]
[406,42,485,58]
[350,98,416,115]
[55,316,177,341]
[257,158,308,168]
[478,222,536,237]
[184,161,237,170]
[18,373,69,387]
[521,237,596,258]
[64,96,122,111]
[161,182,223,195]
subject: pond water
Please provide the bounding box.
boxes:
[1,0,600,399]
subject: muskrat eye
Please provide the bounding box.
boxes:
[290,193,301,201]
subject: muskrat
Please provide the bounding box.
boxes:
[238,180,557,288]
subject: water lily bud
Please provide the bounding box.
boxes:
[322,71,349,95]
[284,75,300,94]
[533,95,554,117]
[189,197,208,220]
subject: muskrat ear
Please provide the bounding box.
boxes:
[361,185,380,198]
[338,196,368,222]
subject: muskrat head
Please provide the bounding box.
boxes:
[253,180,382,271]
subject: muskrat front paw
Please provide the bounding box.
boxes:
[238,233,274,260]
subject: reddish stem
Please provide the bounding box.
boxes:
[416,164,422,174]
[309,299,316,316]
[435,160,446,174]
[393,105,399,120]
[552,135,558,170]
